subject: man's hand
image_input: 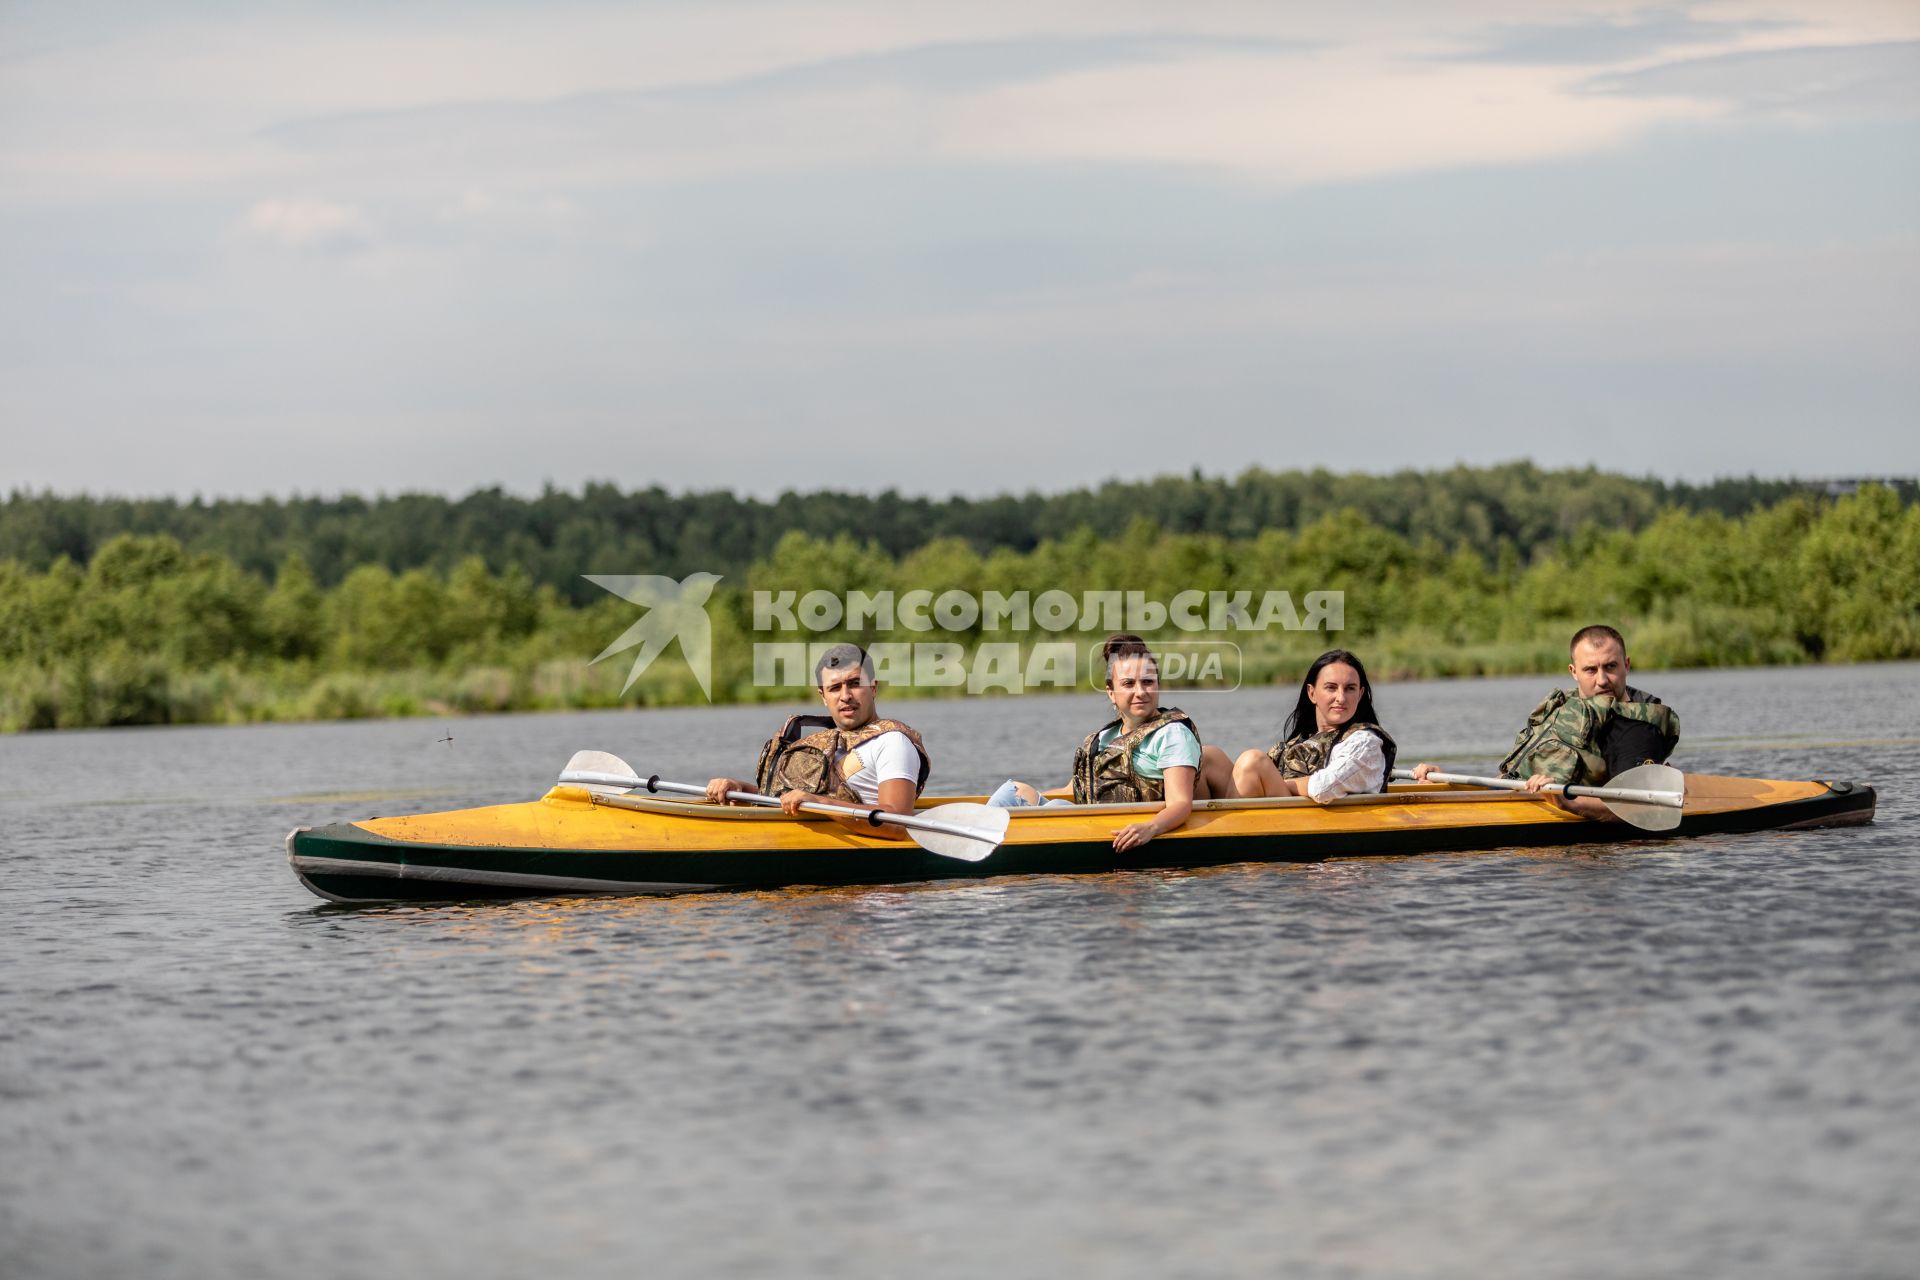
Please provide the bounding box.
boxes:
[1412,762,1439,782]
[774,779,916,838]
[705,777,754,804]
[777,790,827,816]
[1554,794,1614,820]
[1520,773,1613,820]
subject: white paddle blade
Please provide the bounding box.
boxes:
[1610,763,1685,798]
[1601,763,1686,830]
[561,749,643,796]
[904,802,1010,863]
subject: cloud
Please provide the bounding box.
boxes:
[241,198,374,250]
[5,3,1918,500]
[255,37,1720,192]
[682,31,1318,96]
[19,7,1914,204]
[258,32,1318,168]
[1583,40,1920,115]
[936,53,1714,185]
[1441,4,1796,66]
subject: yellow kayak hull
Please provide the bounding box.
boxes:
[285,774,1875,903]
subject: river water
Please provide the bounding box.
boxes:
[3,664,1917,1278]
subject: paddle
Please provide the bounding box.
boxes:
[556,750,1007,862]
[1390,763,1686,831]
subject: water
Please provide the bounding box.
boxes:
[3,665,1918,1278]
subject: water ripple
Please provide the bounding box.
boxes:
[3,671,1918,1278]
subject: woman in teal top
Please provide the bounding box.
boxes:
[989,634,1224,851]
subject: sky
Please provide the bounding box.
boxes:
[1,1,1916,500]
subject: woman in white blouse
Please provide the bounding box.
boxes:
[1230,649,1397,801]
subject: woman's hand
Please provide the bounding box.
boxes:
[1112,766,1195,851]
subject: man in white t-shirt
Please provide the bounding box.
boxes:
[704,644,930,840]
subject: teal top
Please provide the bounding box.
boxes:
[1095,721,1201,781]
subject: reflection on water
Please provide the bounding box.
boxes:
[2,663,1918,1278]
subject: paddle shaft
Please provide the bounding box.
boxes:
[1391,767,1682,808]
[559,769,996,842]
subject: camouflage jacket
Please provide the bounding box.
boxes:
[1072,708,1199,804]
[755,714,931,804]
[1497,685,1678,786]
[1267,721,1398,789]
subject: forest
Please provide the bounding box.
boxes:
[2,467,1915,731]
[5,464,1904,604]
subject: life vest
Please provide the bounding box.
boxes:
[754,714,931,805]
[1266,721,1397,789]
[1071,708,1200,804]
[1497,685,1679,785]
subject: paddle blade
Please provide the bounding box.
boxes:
[1601,763,1686,831]
[561,749,642,796]
[904,802,1009,863]
[1611,763,1685,796]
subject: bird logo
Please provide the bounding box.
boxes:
[586,572,723,700]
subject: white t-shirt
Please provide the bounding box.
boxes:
[1304,729,1387,803]
[840,730,922,804]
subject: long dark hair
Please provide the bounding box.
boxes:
[1284,649,1382,741]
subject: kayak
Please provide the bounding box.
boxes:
[286,772,1875,904]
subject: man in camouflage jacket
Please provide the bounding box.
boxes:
[1415,625,1678,821]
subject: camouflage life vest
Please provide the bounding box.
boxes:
[754,714,931,805]
[1497,685,1679,785]
[1266,721,1397,790]
[1071,708,1199,804]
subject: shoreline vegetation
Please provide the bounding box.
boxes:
[3,469,1916,732]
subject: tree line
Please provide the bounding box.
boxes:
[2,482,1914,731]
[5,464,1906,606]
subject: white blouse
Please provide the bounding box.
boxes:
[1304,729,1387,803]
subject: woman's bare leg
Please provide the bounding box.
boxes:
[1233,748,1286,798]
[1196,744,1236,800]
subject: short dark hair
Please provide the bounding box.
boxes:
[814,642,874,688]
[1569,624,1626,656]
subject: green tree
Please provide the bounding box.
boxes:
[263,554,325,661]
